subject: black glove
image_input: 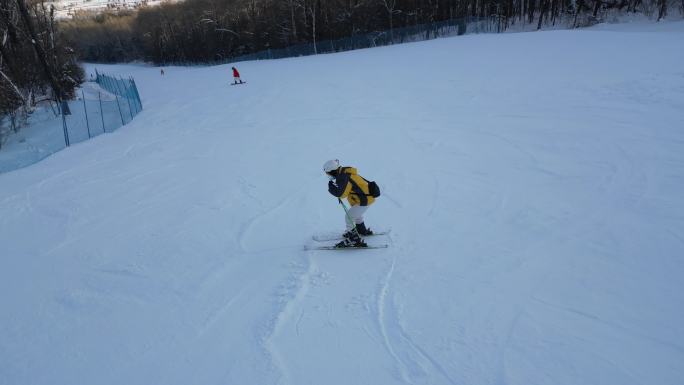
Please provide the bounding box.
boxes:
[328,180,337,195]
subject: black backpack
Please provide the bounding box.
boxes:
[367,181,381,198]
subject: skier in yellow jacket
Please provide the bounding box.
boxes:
[323,159,379,247]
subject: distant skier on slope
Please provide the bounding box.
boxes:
[231,66,244,85]
[323,159,381,248]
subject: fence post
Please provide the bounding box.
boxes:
[131,78,142,111]
[60,101,70,147]
[106,76,114,94]
[112,77,131,122]
[129,78,137,111]
[98,92,106,133]
[120,78,134,121]
[129,78,139,115]
[82,90,91,139]
[127,77,137,115]
[114,94,125,126]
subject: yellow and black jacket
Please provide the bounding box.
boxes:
[328,167,376,206]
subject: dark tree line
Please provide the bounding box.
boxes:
[1,0,84,139]
[60,0,682,65]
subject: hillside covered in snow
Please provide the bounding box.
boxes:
[1,21,683,385]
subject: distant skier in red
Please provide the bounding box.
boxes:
[231,67,244,85]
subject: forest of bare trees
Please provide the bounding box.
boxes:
[60,0,683,65]
[1,0,83,143]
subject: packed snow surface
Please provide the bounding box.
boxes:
[1,21,684,385]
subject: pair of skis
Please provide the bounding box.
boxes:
[305,230,390,251]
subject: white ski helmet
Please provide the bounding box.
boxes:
[323,159,340,174]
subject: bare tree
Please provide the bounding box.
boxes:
[289,0,298,40]
[0,68,25,104]
[381,0,398,42]
[309,0,317,54]
[657,0,667,19]
[16,0,64,102]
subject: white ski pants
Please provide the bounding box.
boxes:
[346,205,369,230]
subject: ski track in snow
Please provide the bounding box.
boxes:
[362,233,467,385]
[376,255,410,382]
[495,306,526,385]
[194,283,249,340]
[531,296,684,356]
[376,253,461,385]
[238,178,318,253]
[264,253,315,385]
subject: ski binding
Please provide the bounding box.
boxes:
[312,229,391,242]
[305,244,389,251]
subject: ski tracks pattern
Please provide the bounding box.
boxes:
[237,177,318,253]
[375,254,459,385]
[263,254,316,385]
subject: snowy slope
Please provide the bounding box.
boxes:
[1,21,684,385]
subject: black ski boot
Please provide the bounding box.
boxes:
[355,222,374,236]
[335,230,367,248]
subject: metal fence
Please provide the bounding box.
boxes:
[237,17,495,62]
[169,16,496,66]
[56,71,143,147]
[79,71,142,141]
[0,72,142,174]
